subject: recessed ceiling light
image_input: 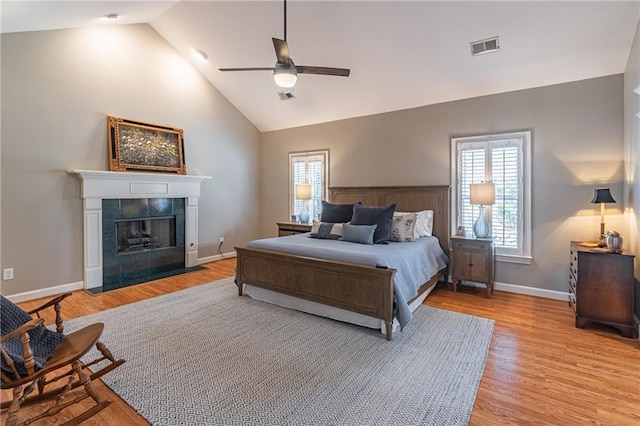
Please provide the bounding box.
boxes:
[194,49,208,61]
[103,13,119,20]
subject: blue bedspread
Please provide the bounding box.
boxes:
[247,234,449,328]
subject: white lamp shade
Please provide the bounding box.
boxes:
[296,184,312,200]
[470,183,495,205]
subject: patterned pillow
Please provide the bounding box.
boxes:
[341,223,377,245]
[309,221,343,240]
[394,210,434,237]
[390,213,418,242]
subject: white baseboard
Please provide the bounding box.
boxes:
[5,281,84,304]
[199,251,237,265]
[494,281,569,301]
[4,253,238,303]
[447,274,570,302]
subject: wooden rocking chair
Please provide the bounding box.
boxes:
[1,293,125,426]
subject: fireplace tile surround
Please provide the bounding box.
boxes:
[102,198,185,290]
[71,170,211,290]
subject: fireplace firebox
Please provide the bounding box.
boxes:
[102,198,186,291]
[116,217,176,254]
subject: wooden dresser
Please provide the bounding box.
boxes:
[276,221,312,237]
[569,242,635,338]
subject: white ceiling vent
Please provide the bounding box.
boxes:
[470,36,500,56]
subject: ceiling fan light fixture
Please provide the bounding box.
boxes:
[273,62,298,88]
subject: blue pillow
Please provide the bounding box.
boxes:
[351,203,396,244]
[341,223,377,245]
[320,201,360,223]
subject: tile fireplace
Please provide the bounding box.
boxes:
[102,198,184,290]
[71,170,210,290]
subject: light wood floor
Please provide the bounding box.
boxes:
[2,257,639,425]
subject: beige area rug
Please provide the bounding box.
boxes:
[65,277,494,425]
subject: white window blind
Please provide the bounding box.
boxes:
[289,150,328,222]
[452,131,531,262]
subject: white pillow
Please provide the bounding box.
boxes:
[394,210,433,237]
[390,213,418,242]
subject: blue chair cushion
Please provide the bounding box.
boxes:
[0,296,66,380]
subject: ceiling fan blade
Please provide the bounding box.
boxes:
[296,66,350,77]
[272,38,291,65]
[219,67,274,72]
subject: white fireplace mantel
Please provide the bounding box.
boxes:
[70,170,211,289]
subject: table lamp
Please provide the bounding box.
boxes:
[295,183,312,224]
[590,187,616,246]
[470,183,495,238]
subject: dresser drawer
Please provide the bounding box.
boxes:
[569,271,577,293]
[569,272,577,293]
[569,250,578,278]
[568,292,576,314]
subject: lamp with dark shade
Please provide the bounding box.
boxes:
[470,183,495,238]
[295,183,312,224]
[590,187,616,245]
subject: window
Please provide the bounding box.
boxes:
[289,150,329,222]
[451,131,531,263]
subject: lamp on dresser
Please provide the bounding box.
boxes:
[590,187,616,246]
[295,183,312,224]
[470,182,495,238]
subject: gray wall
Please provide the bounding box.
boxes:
[261,75,625,293]
[0,24,261,296]
[623,20,639,321]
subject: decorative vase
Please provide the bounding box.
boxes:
[605,231,623,252]
[299,202,309,224]
[473,205,491,238]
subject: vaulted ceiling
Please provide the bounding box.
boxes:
[2,1,638,132]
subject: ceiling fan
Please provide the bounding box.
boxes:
[218,0,350,91]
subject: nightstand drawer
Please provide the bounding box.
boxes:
[452,241,491,251]
[278,230,300,237]
[276,222,312,237]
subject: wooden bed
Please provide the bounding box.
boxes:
[235,185,450,341]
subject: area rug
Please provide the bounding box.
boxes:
[65,277,494,425]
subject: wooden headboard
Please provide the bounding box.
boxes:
[328,185,450,254]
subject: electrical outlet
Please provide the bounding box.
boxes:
[3,268,14,280]
[219,237,224,244]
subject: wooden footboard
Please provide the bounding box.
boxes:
[235,246,397,339]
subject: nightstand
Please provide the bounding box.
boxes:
[277,221,312,237]
[450,235,495,298]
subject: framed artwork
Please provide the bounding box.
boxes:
[107,116,186,174]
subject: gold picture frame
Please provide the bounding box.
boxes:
[107,116,186,174]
